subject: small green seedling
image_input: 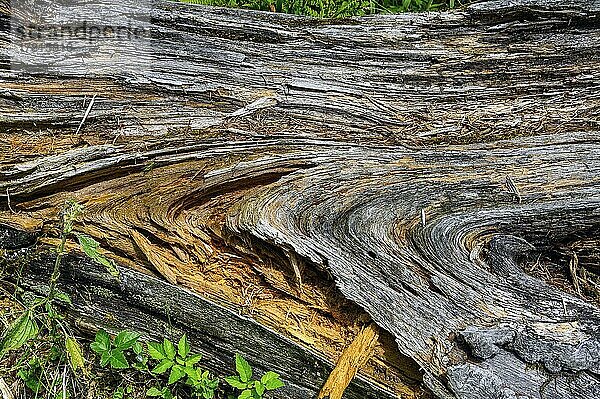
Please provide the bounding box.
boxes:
[113,385,135,399]
[16,358,42,393]
[225,354,284,399]
[90,329,141,369]
[146,386,174,399]
[147,334,218,398]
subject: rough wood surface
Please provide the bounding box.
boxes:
[0,232,395,399]
[1,0,600,398]
[319,323,380,399]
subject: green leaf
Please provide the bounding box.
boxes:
[184,366,199,380]
[76,234,119,277]
[235,354,252,383]
[225,376,248,390]
[54,290,72,305]
[162,387,173,399]
[0,311,39,356]
[254,381,265,396]
[109,349,129,369]
[264,377,284,390]
[261,371,284,389]
[152,359,174,374]
[178,334,190,358]
[90,341,106,355]
[65,337,86,373]
[208,377,219,389]
[260,371,277,385]
[185,353,202,366]
[91,329,111,354]
[17,368,41,392]
[113,331,140,351]
[163,338,176,360]
[100,351,111,367]
[168,364,186,385]
[238,390,253,399]
[147,341,166,360]
[132,341,143,355]
[113,387,124,399]
[146,387,162,397]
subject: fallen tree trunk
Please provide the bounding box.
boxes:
[0,230,398,399]
[1,0,600,398]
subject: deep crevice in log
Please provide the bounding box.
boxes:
[0,227,428,398]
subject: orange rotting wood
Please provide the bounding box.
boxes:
[319,323,380,399]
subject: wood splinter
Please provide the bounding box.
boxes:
[318,323,380,399]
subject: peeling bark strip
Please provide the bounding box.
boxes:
[319,323,380,399]
[1,0,600,398]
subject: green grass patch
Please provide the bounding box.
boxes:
[179,0,461,18]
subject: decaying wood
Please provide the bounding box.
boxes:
[0,377,14,399]
[1,0,600,398]
[0,234,396,399]
[319,323,380,399]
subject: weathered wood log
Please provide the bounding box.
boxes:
[1,0,600,398]
[0,228,400,399]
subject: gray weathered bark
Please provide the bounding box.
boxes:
[0,231,399,399]
[1,0,599,398]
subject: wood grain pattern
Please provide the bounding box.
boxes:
[1,0,599,398]
[0,240,398,399]
[319,323,380,399]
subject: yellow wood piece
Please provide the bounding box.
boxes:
[319,323,380,399]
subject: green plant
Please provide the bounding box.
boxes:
[0,201,89,398]
[48,201,84,301]
[8,334,80,398]
[0,309,39,356]
[16,357,43,393]
[0,200,116,356]
[76,234,120,278]
[113,385,135,399]
[179,0,461,18]
[225,354,284,399]
[188,368,220,399]
[146,386,174,399]
[0,201,82,360]
[90,329,142,369]
[147,334,219,398]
